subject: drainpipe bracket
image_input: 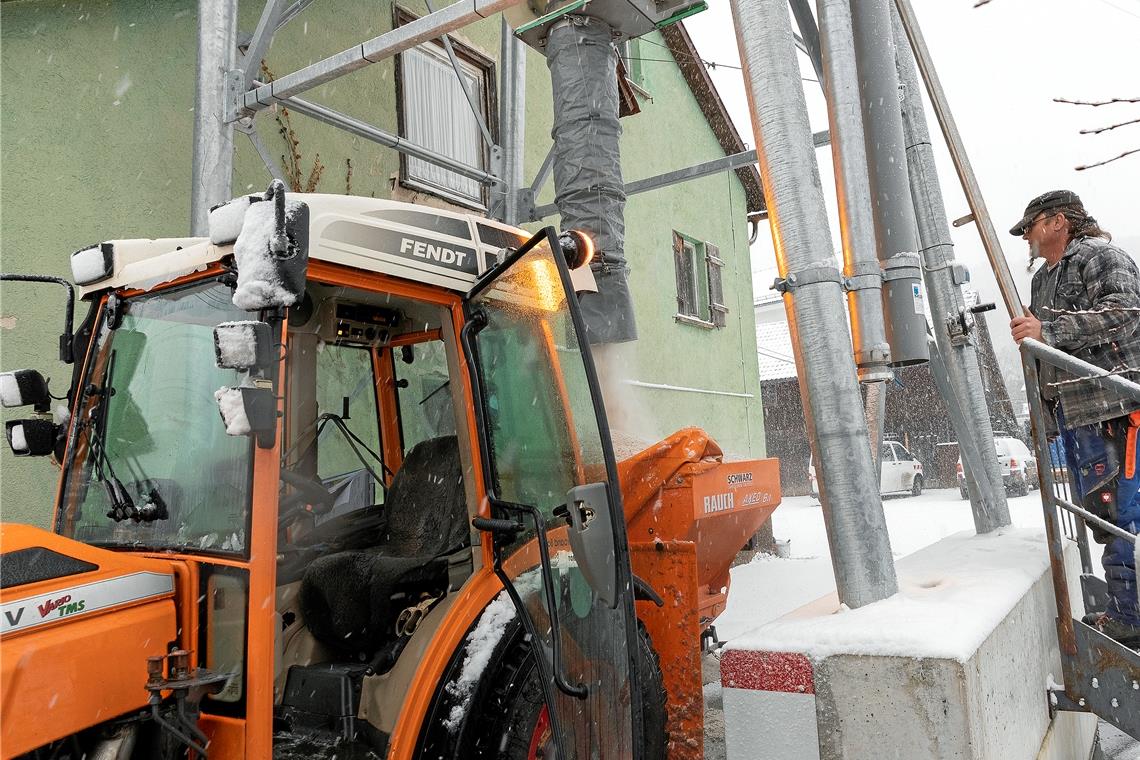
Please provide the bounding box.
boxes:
[881,252,923,282]
[772,265,843,294]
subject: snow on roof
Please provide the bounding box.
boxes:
[724,526,1049,663]
[755,321,797,381]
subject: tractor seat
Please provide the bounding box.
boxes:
[298,435,469,656]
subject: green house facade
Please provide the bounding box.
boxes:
[1,1,766,525]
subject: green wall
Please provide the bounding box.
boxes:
[0,1,763,527]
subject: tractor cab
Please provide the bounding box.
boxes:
[1,185,645,759]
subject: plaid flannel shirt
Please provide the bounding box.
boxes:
[1030,235,1140,428]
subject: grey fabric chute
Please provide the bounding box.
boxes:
[547,17,637,344]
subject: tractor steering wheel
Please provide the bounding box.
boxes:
[278,468,335,527]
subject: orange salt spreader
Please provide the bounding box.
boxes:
[618,427,781,759]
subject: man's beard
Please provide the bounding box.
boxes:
[1027,240,1041,271]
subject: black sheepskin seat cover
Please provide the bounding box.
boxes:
[299,436,468,654]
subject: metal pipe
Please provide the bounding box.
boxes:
[817,0,891,384]
[892,7,1009,531]
[1020,338,1140,404]
[892,0,1023,319]
[240,0,522,116]
[1022,353,1078,657]
[848,0,928,367]
[926,335,1003,529]
[241,0,286,90]
[191,0,237,234]
[498,17,526,224]
[271,92,498,185]
[789,0,825,87]
[731,0,897,608]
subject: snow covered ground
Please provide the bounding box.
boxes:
[716,487,1058,640]
[702,487,1138,759]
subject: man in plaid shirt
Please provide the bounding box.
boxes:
[1010,190,1140,648]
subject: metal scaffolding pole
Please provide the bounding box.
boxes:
[191,0,238,234]
[892,7,1010,532]
[847,0,928,368]
[892,0,1022,319]
[731,0,897,608]
[497,17,526,224]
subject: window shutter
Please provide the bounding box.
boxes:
[673,231,694,316]
[706,242,727,327]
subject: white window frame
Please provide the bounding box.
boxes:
[396,9,495,210]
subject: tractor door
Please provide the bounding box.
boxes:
[463,229,641,759]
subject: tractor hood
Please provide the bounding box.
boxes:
[0,523,179,756]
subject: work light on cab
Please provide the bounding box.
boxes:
[558,229,594,269]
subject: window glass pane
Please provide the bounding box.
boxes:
[62,282,253,554]
[312,344,383,515]
[394,339,455,452]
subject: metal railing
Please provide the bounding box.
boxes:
[1020,338,1139,740]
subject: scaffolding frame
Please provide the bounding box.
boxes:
[192,0,776,233]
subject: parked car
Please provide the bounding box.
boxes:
[809,441,924,498]
[957,436,1038,498]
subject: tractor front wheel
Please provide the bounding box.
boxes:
[421,616,667,759]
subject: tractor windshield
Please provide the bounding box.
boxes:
[57,279,255,556]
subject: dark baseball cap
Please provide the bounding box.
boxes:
[1009,190,1083,235]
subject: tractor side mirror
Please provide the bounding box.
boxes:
[5,418,60,457]
[232,180,310,311]
[213,321,275,370]
[1,370,52,413]
[214,386,277,449]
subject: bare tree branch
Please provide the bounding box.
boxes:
[1054,96,1140,107]
[1079,116,1140,135]
[1076,147,1140,171]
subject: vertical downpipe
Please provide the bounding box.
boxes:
[499,18,527,226]
[817,0,893,471]
[731,0,897,607]
[847,0,928,367]
[191,0,237,235]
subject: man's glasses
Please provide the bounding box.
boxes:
[1024,213,1056,233]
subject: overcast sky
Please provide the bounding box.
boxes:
[684,0,1140,396]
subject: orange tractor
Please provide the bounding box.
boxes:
[0,183,780,759]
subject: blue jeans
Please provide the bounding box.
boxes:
[1060,415,1140,625]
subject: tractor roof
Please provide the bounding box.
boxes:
[76,194,534,298]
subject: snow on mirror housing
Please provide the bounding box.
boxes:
[214,386,276,448]
[558,229,595,269]
[70,242,115,286]
[5,418,58,457]
[231,180,310,311]
[0,369,51,412]
[213,321,274,370]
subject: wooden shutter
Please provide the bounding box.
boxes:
[673,231,695,316]
[706,242,727,327]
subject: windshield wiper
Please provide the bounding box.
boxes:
[87,350,167,523]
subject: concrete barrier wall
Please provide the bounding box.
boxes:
[722,530,1089,760]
